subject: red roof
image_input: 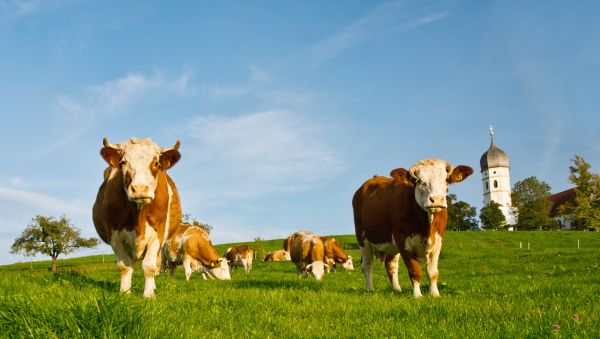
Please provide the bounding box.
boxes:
[548,188,576,216]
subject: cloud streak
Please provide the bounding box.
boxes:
[0,186,90,217]
[184,110,345,201]
[55,69,195,120]
[310,1,449,65]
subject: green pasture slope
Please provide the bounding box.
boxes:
[1,231,598,338]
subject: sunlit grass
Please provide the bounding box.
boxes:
[1,232,598,337]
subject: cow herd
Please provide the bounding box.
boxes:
[93,137,472,298]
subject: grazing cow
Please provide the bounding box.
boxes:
[93,137,182,298]
[224,245,254,274]
[162,224,230,280]
[321,236,354,272]
[263,249,291,262]
[353,158,473,297]
[289,231,329,281]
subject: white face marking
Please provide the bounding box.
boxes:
[411,159,450,213]
[342,257,354,271]
[308,261,326,281]
[204,258,231,280]
[118,140,162,203]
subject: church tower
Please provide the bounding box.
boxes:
[480,126,517,225]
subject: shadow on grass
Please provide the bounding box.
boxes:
[53,270,119,293]
[231,278,327,292]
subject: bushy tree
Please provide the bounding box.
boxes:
[181,213,214,234]
[447,194,479,231]
[10,215,99,272]
[559,156,600,231]
[479,201,506,230]
[253,236,266,262]
[512,176,557,230]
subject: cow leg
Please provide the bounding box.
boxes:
[182,256,193,281]
[116,257,134,294]
[359,245,374,291]
[111,232,134,294]
[141,229,160,298]
[384,253,401,292]
[426,236,443,297]
[400,250,423,297]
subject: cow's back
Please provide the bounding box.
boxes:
[290,232,324,264]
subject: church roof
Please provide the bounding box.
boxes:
[480,130,509,171]
[548,188,576,217]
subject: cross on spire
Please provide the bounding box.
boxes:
[489,125,495,145]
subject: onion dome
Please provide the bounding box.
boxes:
[480,126,509,171]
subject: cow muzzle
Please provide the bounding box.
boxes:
[128,185,154,207]
[424,195,447,213]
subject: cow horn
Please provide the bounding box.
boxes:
[162,140,181,152]
[103,137,119,149]
[409,165,419,180]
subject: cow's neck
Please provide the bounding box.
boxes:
[139,171,170,228]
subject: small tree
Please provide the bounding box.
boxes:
[10,215,99,273]
[447,194,478,231]
[181,213,214,234]
[559,156,600,231]
[512,176,557,230]
[253,236,266,262]
[479,201,506,230]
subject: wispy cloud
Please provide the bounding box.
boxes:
[310,1,449,64]
[184,110,345,201]
[0,186,90,217]
[55,69,195,120]
[0,0,77,22]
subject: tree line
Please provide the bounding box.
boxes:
[449,155,600,231]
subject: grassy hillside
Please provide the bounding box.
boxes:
[1,231,598,338]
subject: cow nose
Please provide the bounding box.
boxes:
[428,196,446,206]
[131,185,150,196]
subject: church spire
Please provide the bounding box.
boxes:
[489,125,495,146]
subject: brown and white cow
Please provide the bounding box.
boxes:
[263,249,291,262]
[93,137,182,298]
[224,244,254,274]
[288,231,329,281]
[321,236,354,272]
[353,158,472,297]
[161,223,230,280]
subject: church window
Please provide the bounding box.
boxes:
[494,180,498,188]
[486,182,489,190]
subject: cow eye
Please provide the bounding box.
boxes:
[152,161,160,168]
[118,160,126,167]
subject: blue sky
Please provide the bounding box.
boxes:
[1,0,599,265]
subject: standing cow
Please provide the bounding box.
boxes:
[224,245,254,274]
[321,236,354,272]
[289,231,329,281]
[93,137,182,298]
[161,223,230,280]
[353,158,472,297]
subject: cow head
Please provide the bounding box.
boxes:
[203,258,231,280]
[391,158,473,217]
[100,137,181,208]
[342,256,354,271]
[304,261,330,281]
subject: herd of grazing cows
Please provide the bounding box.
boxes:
[92,137,473,298]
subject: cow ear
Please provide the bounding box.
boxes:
[390,168,414,186]
[448,165,474,184]
[160,148,181,170]
[100,146,121,168]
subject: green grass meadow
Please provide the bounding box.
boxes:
[1,231,598,338]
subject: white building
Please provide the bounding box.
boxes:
[480,127,518,226]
